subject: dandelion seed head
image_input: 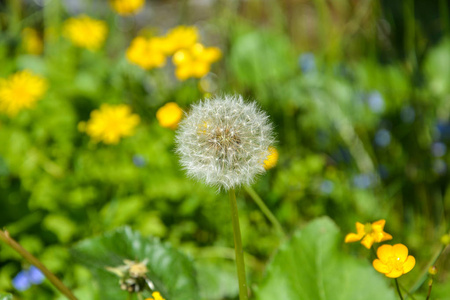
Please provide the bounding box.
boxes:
[175,95,275,190]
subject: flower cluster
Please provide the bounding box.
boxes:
[345,219,415,279]
[109,0,145,15]
[175,94,275,190]
[0,70,47,116]
[126,26,221,80]
[12,266,45,291]
[79,104,140,144]
[63,15,108,50]
[156,102,183,130]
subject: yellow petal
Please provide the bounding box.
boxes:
[402,255,415,274]
[380,232,393,242]
[372,219,386,230]
[373,259,390,274]
[361,235,375,249]
[393,244,409,262]
[385,269,403,278]
[202,47,221,63]
[345,233,363,243]
[355,222,366,235]
[377,244,393,263]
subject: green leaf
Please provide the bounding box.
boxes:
[71,226,199,300]
[0,293,12,300]
[254,217,397,300]
[196,260,239,300]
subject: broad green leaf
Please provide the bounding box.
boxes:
[0,293,12,300]
[255,217,397,300]
[71,227,199,300]
[196,260,239,300]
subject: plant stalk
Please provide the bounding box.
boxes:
[395,278,404,300]
[244,185,285,238]
[0,229,78,300]
[228,189,249,300]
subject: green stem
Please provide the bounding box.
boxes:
[244,185,286,238]
[426,280,433,300]
[406,245,445,298]
[228,189,249,300]
[395,278,404,300]
[0,230,78,300]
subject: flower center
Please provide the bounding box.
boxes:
[364,223,373,234]
[386,256,404,272]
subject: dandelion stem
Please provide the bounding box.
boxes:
[244,185,285,238]
[228,188,249,300]
[0,229,78,300]
[395,278,404,300]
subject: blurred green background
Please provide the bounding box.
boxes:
[0,0,450,299]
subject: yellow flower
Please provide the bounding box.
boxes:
[373,244,415,278]
[263,146,278,170]
[145,291,165,300]
[21,27,43,55]
[63,15,108,50]
[162,26,198,55]
[156,102,183,130]
[81,104,140,144]
[109,0,145,15]
[0,70,47,116]
[126,36,167,70]
[345,219,392,249]
[172,43,221,81]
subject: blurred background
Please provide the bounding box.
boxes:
[0,0,450,299]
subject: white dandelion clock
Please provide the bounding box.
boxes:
[175,94,275,190]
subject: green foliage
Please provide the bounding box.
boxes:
[0,293,12,300]
[71,226,199,300]
[255,217,397,300]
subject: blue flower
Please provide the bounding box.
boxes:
[400,105,415,123]
[431,142,447,158]
[27,266,45,284]
[352,174,374,189]
[12,271,31,291]
[298,53,316,73]
[12,266,45,291]
[436,121,450,140]
[132,154,146,167]
[367,91,385,113]
[374,129,391,147]
[320,180,334,195]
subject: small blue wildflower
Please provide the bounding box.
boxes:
[400,105,415,123]
[436,122,450,140]
[27,266,45,285]
[432,142,447,158]
[352,174,374,189]
[433,159,447,175]
[374,129,391,147]
[367,91,385,113]
[12,266,45,291]
[298,53,316,73]
[320,180,334,195]
[12,270,31,291]
[132,154,146,167]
